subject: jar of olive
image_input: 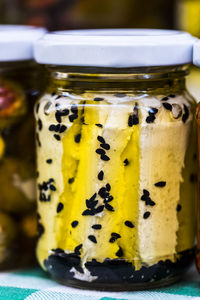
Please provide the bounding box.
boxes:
[0,25,46,269]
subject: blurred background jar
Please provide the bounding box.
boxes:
[176,0,200,102]
[0,25,46,269]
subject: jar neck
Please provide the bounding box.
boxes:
[47,65,189,95]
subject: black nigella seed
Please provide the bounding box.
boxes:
[101,154,110,161]
[95,205,105,214]
[182,104,189,123]
[50,185,56,191]
[155,181,166,187]
[163,102,172,111]
[69,114,78,122]
[149,107,158,115]
[106,183,111,191]
[176,204,182,212]
[95,123,103,128]
[111,232,121,239]
[143,189,150,196]
[36,133,41,147]
[114,93,126,98]
[98,171,104,181]
[89,193,97,202]
[96,148,106,155]
[97,136,105,144]
[55,112,62,123]
[116,247,123,257]
[125,221,134,228]
[88,235,97,243]
[143,211,151,219]
[68,177,74,184]
[74,133,81,143]
[169,94,176,98]
[146,115,156,123]
[71,104,78,114]
[38,119,42,131]
[74,244,82,255]
[57,202,64,213]
[51,92,56,96]
[46,159,52,164]
[109,237,116,243]
[124,159,129,166]
[92,224,102,230]
[59,125,67,133]
[98,187,108,199]
[94,97,104,102]
[105,203,114,211]
[55,124,61,132]
[100,143,110,150]
[49,124,56,131]
[86,199,98,209]
[161,97,169,101]
[71,220,79,228]
[54,134,61,141]
[55,95,61,100]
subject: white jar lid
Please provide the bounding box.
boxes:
[34,29,199,67]
[0,25,47,62]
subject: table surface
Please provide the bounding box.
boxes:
[0,263,200,300]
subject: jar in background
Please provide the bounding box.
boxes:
[0,25,46,269]
[34,29,197,290]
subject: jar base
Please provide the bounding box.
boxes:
[44,249,194,291]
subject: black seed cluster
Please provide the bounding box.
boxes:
[125,221,134,228]
[141,189,155,207]
[154,181,166,187]
[57,202,64,213]
[161,94,176,101]
[38,178,56,202]
[182,104,189,123]
[146,107,158,123]
[128,103,139,127]
[55,109,69,123]
[109,232,121,243]
[98,184,114,212]
[36,103,40,114]
[96,136,110,161]
[82,193,104,216]
[71,220,79,228]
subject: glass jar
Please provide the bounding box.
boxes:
[34,29,198,290]
[0,25,46,269]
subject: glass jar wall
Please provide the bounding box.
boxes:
[35,65,197,290]
[0,25,46,269]
[0,61,45,269]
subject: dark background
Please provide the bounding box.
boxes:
[0,0,177,31]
